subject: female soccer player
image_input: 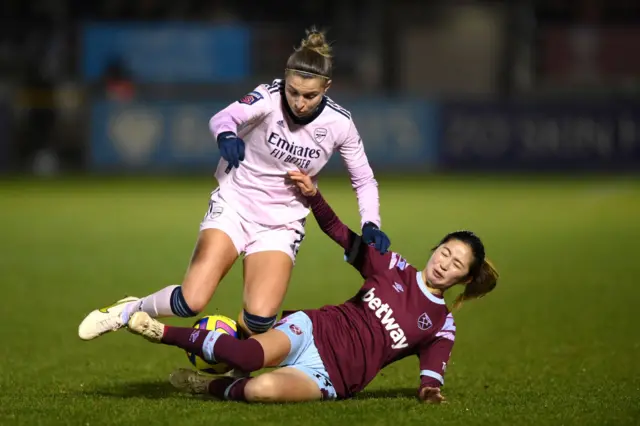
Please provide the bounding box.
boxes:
[125,170,499,403]
[78,28,390,341]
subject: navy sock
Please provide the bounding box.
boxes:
[169,286,197,318]
[243,311,277,334]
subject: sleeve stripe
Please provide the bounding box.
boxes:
[267,80,284,93]
[434,331,455,341]
[441,315,456,332]
[389,252,398,269]
[326,101,351,119]
[420,370,444,385]
[326,98,351,118]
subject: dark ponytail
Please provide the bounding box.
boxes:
[434,230,499,310]
[453,259,499,309]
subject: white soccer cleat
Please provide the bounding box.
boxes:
[126,311,165,343]
[78,296,139,341]
[169,368,213,395]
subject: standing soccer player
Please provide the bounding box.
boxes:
[78,27,390,341]
[125,171,500,403]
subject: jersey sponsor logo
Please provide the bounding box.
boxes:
[361,287,408,349]
[417,312,433,331]
[267,131,321,169]
[239,91,263,105]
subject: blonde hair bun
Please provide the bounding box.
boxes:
[300,27,332,58]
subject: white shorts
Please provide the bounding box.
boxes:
[199,189,306,263]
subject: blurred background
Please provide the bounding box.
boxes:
[1,2,639,424]
[2,0,640,176]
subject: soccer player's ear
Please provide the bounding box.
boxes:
[324,79,332,93]
[460,275,473,285]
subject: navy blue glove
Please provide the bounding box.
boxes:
[362,222,391,254]
[217,131,245,173]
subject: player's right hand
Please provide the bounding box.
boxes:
[287,170,317,197]
[217,131,245,172]
[419,386,446,404]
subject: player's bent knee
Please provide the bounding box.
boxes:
[169,286,200,318]
[243,310,277,335]
[180,292,208,314]
[244,375,281,402]
[180,280,217,314]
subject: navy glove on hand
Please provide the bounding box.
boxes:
[217,131,245,173]
[362,222,391,254]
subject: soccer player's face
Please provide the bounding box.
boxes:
[425,239,474,289]
[285,75,330,117]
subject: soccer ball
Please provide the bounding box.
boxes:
[186,315,238,375]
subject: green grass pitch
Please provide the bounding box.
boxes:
[0,174,638,425]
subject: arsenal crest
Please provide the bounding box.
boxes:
[313,128,328,143]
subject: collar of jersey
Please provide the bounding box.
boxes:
[416,271,446,305]
[281,90,327,125]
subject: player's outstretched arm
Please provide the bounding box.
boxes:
[417,339,452,404]
[209,84,273,137]
[416,316,456,404]
[209,84,274,171]
[288,170,394,279]
[338,121,390,254]
[289,169,357,252]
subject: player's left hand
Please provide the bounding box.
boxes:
[287,170,317,196]
[419,386,446,404]
[362,222,391,254]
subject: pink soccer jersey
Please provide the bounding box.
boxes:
[302,191,456,399]
[209,79,380,227]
